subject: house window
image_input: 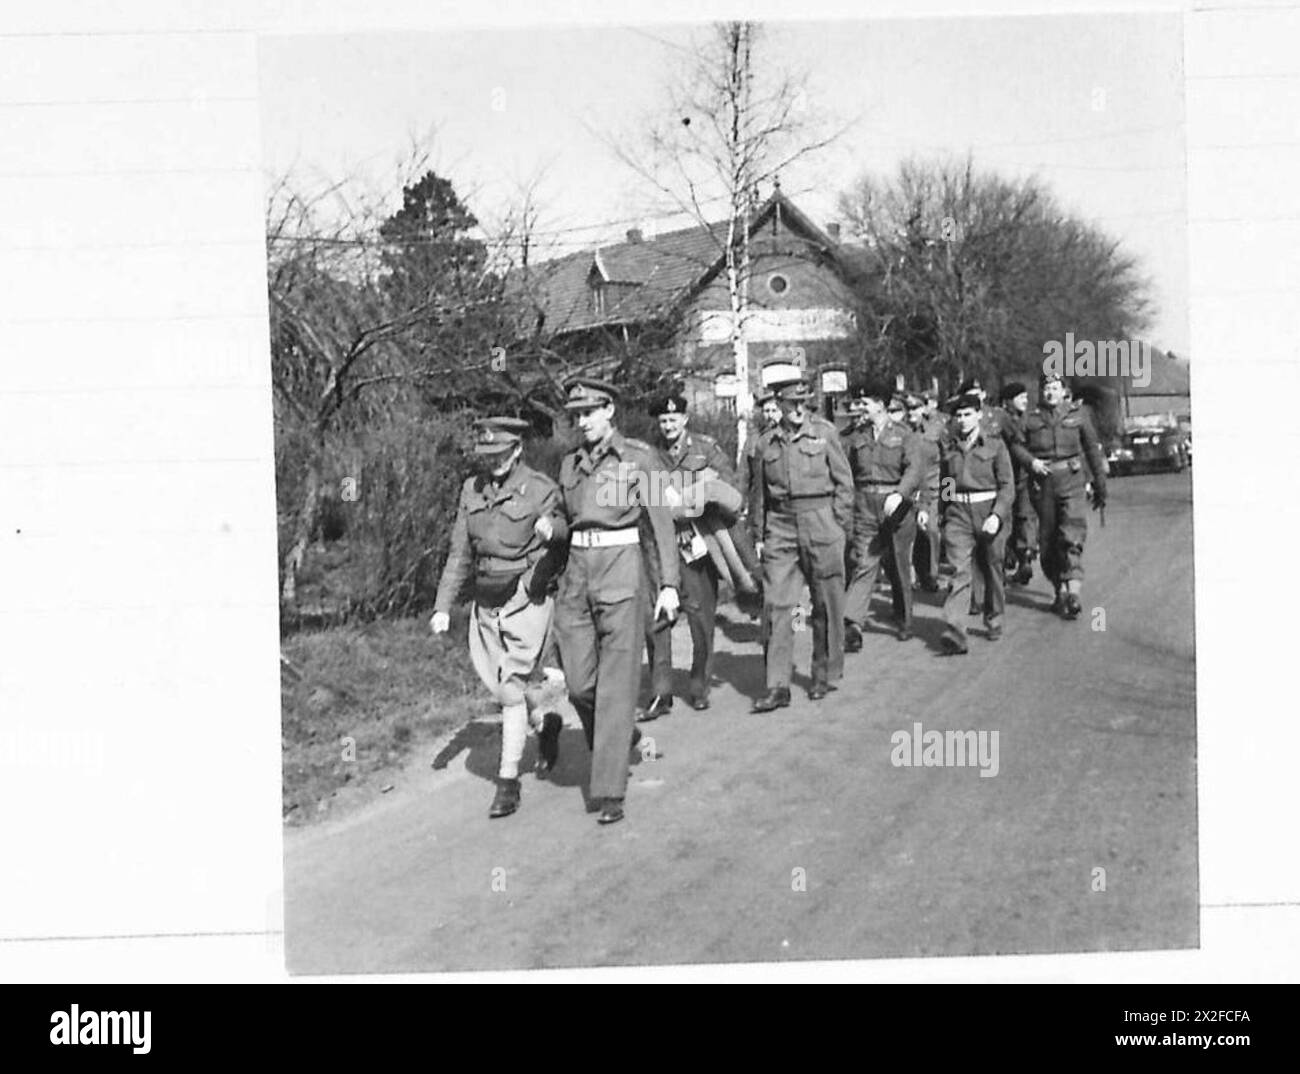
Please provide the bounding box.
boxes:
[767,273,789,296]
[591,283,605,316]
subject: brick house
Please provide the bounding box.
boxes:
[508,191,864,412]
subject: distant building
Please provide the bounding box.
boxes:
[1121,348,1191,423]
[508,191,863,410]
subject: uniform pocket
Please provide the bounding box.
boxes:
[496,499,537,552]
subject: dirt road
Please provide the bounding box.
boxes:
[285,472,1197,973]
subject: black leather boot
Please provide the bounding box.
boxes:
[488,777,521,818]
[752,687,792,713]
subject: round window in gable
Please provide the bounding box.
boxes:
[767,273,789,296]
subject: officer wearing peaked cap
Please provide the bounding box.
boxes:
[552,376,680,825]
[431,416,569,819]
[750,376,853,710]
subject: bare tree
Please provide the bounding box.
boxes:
[266,153,560,615]
[607,21,850,458]
[838,157,1153,392]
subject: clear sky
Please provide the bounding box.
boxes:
[259,12,1188,355]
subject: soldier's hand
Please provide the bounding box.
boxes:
[533,516,554,542]
[754,540,764,560]
[1031,459,1050,477]
[917,509,929,530]
[654,586,680,622]
[1091,487,1107,511]
[884,492,903,516]
[430,611,450,635]
[981,514,1001,536]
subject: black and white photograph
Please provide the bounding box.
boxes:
[254,12,1204,977]
[264,15,1196,974]
[7,0,1300,1019]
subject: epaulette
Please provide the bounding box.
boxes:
[622,437,653,453]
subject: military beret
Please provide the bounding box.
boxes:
[563,377,619,410]
[650,391,689,416]
[1000,381,1028,402]
[850,379,892,404]
[472,416,530,454]
[774,378,814,402]
[953,393,983,413]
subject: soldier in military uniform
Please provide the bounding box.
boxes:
[998,381,1038,585]
[906,392,944,593]
[553,378,680,825]
[937,394,1016,653]
[1010,371,1108,619]
[749,378,853,711]
[739,392,773,528]
[640,391,739,717]
[841,381,925,652]
[431,417,568,819]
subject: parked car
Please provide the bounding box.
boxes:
[1108,421,1190,476]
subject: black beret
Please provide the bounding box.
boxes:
[650,392,689,416]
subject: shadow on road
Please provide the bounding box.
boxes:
[439,720,665,816]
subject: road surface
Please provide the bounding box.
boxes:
[285,471,1197,973]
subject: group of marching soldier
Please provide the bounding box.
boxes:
[431,367,1108,826]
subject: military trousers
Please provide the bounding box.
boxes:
[1006,479,1039,569]
[912,492,940,587]
[1031,469,1089,586]
[941,502,1008,639]
[844,489,917,631]
[646,553,719,703]
[554,544,646,801]
[761,505,845,691]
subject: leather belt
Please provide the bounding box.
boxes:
[858,481,900,493]
[949,490,997,504]
[1043,456,1081,470]
[767,494,832,513]
[570,527,640,549]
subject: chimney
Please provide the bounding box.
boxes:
[626,228,643,244]
[826,222,841,242]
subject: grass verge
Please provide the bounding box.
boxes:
[281,612,487,825]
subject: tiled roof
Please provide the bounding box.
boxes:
[507,219,731,336]
[506,193,852,338]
